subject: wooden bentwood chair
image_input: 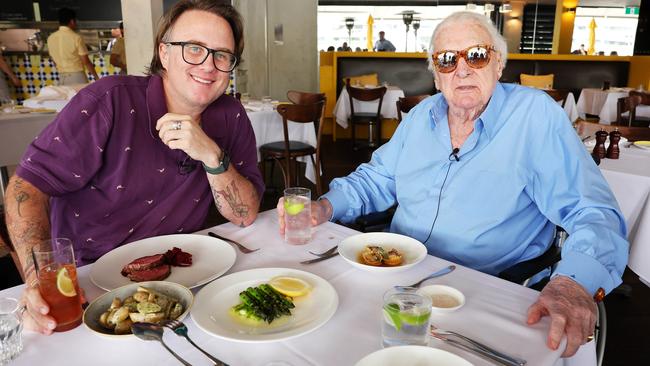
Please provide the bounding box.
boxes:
[259,100,326,196]
[543,89,570,108]
[396,95,430,123]
[345,79,387,150]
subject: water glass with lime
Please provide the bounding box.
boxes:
[283,187,311,245]
[381,288,431,348]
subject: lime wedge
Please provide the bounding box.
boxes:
[383,303,403,331]
[400,310,431,326]
[56,267,77,297]
[284,200,305,216]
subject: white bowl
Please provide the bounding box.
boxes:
[417,285,465,313]
[355,345,472,366]
[83,281,193,338]
[338,232,427,274]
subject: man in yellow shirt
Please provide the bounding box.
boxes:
[47,8,99,85]
[110,22,127,74]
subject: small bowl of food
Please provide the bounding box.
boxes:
[416,285,465,313]
[338,232,427,274]
[83,281,193,338]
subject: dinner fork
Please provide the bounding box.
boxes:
[308,244,338,257]
[430,325,526,366]
[394,265,456,290]
[208,232,259,254]
[163,319,229,366]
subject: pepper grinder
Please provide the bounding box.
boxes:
[593,130,608,159]
[606,129,621,159]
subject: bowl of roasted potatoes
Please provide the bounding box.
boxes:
[83,281,193,337]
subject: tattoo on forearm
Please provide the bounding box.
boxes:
[23,247,35,279]
[216,181,250,218]
[13,178,30,217]
[211,187,223,212]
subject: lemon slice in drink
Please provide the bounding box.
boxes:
[284,200,305,216]
[56,267,77,297]
[269,276,311,297]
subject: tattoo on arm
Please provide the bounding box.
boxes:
[216,181,250,218]
[13,178,30,217]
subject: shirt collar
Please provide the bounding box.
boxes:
[428,81,506,139]
[146,74,168,140]
[59,26,73,32]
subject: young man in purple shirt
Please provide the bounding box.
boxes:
[5,0,264,334]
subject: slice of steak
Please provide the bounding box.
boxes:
[126,264,171,282]
[164,247,193,267]
[121,254,166,276]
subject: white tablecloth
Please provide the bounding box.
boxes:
[576,88,650,125]
[1,210,595,366]
[246,107,318,184]
[599,146,650,285]
[333,86,405,128]
[563,93,579,122]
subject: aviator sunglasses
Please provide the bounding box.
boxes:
[432,44,495,73]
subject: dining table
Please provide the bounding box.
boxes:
[561,92,579,122]
[576,88,650,125]
[1,209,596,366]
[597,144,650,286]
[332,86,405,130]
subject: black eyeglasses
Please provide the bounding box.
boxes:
[166,41,238,73]
[178,155,198,175]
[432,44,495,73]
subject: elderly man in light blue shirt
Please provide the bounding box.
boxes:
[278,11,627,358]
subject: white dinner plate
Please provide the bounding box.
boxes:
[90,234,236,291]
[633,141,650,150]
[338,232,428,274]
[191,267,338,343]
[355,345,473,366]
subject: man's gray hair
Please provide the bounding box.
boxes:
[427,11,508,72]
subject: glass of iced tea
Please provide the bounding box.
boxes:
[283,187,312,245]
[31,238,82,332]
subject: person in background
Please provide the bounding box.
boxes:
[0,52,21,101]
[340,42,352,51]
[609,51,618,56]
[354,46,362,52]
[110,22,127,74]
[579,44,587,55]
[7,0,263,335]
[327,46,335,51]
[47,7,99,85]
[374,31,396,52]
[597,51,605,56]
[278,11,627,358]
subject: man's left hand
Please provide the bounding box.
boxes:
[156,113,222,166]
[527,275,597,357]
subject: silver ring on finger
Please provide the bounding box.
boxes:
[172,121,182,130]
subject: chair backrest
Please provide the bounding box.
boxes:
[345,78,387,118]
[276,101,326,195]
[543,89,569,108]
[576,120,650,141]
[629,90,650,105]
[396,95,429,122]
[286,90,326,105]
[616,95,642,126]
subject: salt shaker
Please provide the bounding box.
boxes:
[606,129,621,159]
[593,130,608,159]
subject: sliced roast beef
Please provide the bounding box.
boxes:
[126,264,171,282]
[164,247,193,267]
[121,254,166,276]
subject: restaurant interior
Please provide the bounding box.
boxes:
[0,0,649,365]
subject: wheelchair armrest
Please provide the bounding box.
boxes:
[353,207,396,232]
[498,244,562,285]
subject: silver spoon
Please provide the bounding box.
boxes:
[394,265,456,290]
[131,322,191,366]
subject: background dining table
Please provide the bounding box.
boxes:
[576,88,650,125]
[1,209,596,366]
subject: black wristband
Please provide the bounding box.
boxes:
[202,152,230,175]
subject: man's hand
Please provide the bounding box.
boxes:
[527,275,597,357]
[277,197,332,235]
[156,113,222,166]
[21,284,87,335]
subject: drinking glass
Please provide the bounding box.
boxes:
[381,288,432,348]
[0,298,23,365]
[283,187,311,245]
[32,238,82,332]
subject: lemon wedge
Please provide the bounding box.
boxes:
[269,276,311,297]
[56,267,77,297]
[284,200,305,216]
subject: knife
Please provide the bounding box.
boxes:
[300,252,339,264]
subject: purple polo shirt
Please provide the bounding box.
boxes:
[16,75,264,265]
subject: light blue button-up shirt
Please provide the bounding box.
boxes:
[323,82,628,295]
